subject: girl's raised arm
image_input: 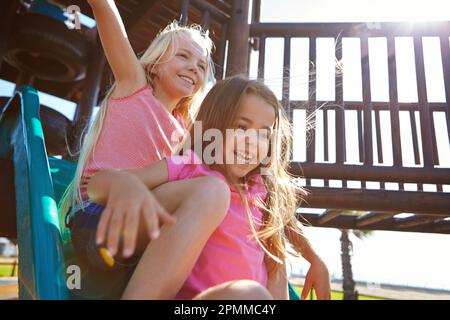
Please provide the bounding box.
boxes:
[87,0,147,98]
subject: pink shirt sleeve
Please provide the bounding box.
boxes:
[165,149,202,181]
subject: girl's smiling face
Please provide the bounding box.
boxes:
[152,36,208,101]
[223,93,276,182]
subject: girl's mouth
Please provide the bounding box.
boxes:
[179,75,195,86]
[234,150,255,164]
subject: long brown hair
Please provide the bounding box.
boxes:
[181,76,307,273]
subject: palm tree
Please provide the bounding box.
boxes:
[340,211,372,300]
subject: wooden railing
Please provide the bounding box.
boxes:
[247,21,450,233]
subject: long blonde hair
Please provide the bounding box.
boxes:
[59,21,215,225]
[182,76,307,274]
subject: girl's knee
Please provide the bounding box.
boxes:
[195,280,273,300]
[194,176,230,220]
[204,176,230,206]
[231,280,273,300]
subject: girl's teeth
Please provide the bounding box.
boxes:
[180,76,194,84]
[236,152,252,162]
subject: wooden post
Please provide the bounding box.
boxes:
[14,71,35,90]
[10,257,17,277]
[226,0,250,76]
[0,0,18,71]
[68,34,106,161]
[180,0,190,26]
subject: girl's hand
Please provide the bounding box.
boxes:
[95,172,176,258]
[301,256,331,300]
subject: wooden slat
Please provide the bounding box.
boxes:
[257,35,266,80]
[335,37,345,165]
[356,212,396,228]
[430,221,450,233]
[179,0,190,25]
[324,109,329,162]
[201,10,210,29]
[374,109,383,164]
[413,35,436,167]
[387,35,403,167]
[409,110,421,165]
[357,108,364,163]
[361,35,374,166]
[251,0,261,23]
[439,35,450,139]
[282,35,291,119]
[306,37,317,163]
[317,209,342,225]
[216,22,228,80]
[429,110,440,166]
[394,214,444,229]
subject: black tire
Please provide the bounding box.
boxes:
[5,13,91,82]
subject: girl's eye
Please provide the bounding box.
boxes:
[178,53,188,59]
[237,124,247,130]
[198,64,206,72]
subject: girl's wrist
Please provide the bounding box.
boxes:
[306,252,323,265]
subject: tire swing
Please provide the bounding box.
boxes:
[5,13,91,156]
[5,13,91,82]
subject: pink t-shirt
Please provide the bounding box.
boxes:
[80,85,186,200]
[165,150,269,300]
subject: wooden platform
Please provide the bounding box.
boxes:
[0,277,18,300]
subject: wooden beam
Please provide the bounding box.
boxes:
[299,213,450,234]
[226,0,250,76]
[302,187,450,216]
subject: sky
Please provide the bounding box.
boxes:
[1,0,449,291]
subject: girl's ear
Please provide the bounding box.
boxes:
[147,64,158,79]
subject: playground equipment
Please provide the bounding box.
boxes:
[0,0,449,299]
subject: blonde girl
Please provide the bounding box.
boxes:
[61,0,232,299]
[88,76,330,299]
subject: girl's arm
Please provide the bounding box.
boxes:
[285,221,331,300]
[87,159,170,204]
[265,256,289,300]
[87,0,146,98]
[87,159,175,258]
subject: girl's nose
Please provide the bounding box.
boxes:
[188,62,198,74]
